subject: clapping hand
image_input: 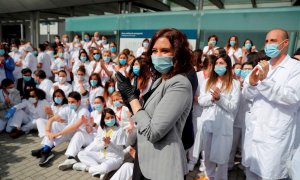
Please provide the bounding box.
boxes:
[115,72,140,104]
[210,86,221,102]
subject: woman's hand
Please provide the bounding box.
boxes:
[115,72,139,103]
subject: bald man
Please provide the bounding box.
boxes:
[242,28,300,179]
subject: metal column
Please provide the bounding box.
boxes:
[288,31,297,56]
[35,11,40,47]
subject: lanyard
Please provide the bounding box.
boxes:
[115,109,122,121]
[103,127,114,157]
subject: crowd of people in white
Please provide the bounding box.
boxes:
[0,28,300,180]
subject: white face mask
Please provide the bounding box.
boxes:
[58,77,67,83]
[28,97,37,104]
[7,88,16,94]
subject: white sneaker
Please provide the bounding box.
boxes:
[58,158,77,171]
[187,163,195,171]
[199,160,205,172]
[73,162,87,171]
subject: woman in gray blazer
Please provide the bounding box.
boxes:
[116,28,194,180]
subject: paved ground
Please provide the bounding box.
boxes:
[0,131,245,180]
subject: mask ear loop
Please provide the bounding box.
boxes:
[277,39,288,52]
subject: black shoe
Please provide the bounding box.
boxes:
[31,148,43,158]
[39,151,54,166]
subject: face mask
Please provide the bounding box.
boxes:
[58,77,66,83]
[245,43,252,50]
[54,97,63,104]
[102,40,107,44]
[28,97,37,104]
[23,76,31,82]
[230,41,236,47]
[34,79,39,84]
[84,37,90,42]
[80,56,87,62]
[214,66,227,76]
[74,38,79,43]
[108,87,114,94]
[90,80,98,87]
[143,42,149,48]
[33,51,38,56]
[93,104,103,112]
[58,52,64,58]
[11,47,18,52]
[55,39,60,43]
[110,47,117,53]
[113,101,122,108]
[234,69,241,76]
[77,75,85,81]
[93,54,100,60]
[105,118,115,127]
[103,56,111,62]
[0,49,5,55]
[241,70,252,79]
[133,66,140,75]
[151,55,174,74]
[7,88,16,94]
[210,41,217,47]
[69,103,77,110]
[264,40,285,58]
[63,38,68,42]
[119,59,126,65]
[95,37,99,41]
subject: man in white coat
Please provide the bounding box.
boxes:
[34,70,53,102]
[243,28,300,179]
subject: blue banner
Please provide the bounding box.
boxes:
[120,29,197,39]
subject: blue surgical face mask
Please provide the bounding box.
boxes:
[90,80,98,87]
[214,66,227,76]
[63,38,68,42]
[230,41,236,47]
[34,79,39,84]
[93,104,103,112]
[133,66,140,75]
[93,54,100,60]
[210,40,217,47]
[264,40,285,58]
[95,37,99,41]
[80,56,87,62]
[245,43,252,50]
[58,52,64,58]
[33,51,38,56]
[74,38,79,43]
[151,55,174,74]
[69,103,77,110]
[105,118,116,127]
[0,49,5,55]
[119,59,126,65]
[102,40,107,44]
[234,69,241,76]
[113,101,122,108]
[241,70,252,79]
[54,97,63,104]
[23,76,31,82]
[84,37,90,42]
[108,87,115,94]
[103,56,111,62]
[110,47,116,53]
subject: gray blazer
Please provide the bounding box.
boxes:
[133,74,193,180]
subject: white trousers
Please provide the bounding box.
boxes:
[36,118,48,138]
[110,162,134,180]
[41,121,72,147]
[6,110,34,133]
[78,150,123,175]
[228,126,242,168]
[203,131,228,180]
[65,130,94,157]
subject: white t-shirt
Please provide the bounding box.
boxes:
[203,46,219,55]
[50,82,73,98]
[95,62,116,86]
[37,52,52,78]
[37,79,53,102]
[23,52,37,73]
